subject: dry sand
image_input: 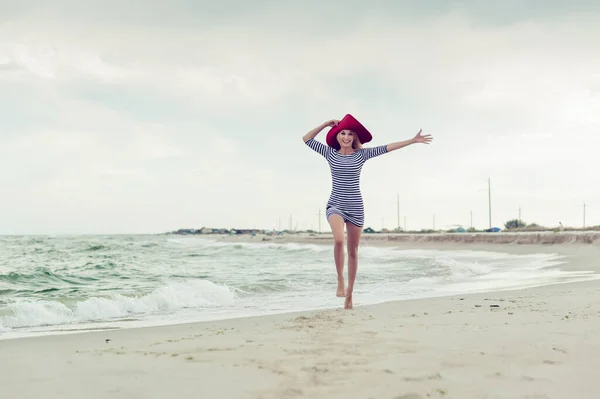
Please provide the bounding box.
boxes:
[2,235,600,399]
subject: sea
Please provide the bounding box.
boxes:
[1,234,598,340]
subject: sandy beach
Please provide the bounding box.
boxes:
[2,236,600,399]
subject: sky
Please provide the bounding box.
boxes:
[0,0,599,235]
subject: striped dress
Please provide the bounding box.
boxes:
[305,138,388,227]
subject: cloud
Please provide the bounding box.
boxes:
[3,5,598,118]
[129,124,185,160]
[0,2,599,233]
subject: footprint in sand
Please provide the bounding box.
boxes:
[543,360,561,365]
[394,394,424,399]
[402,372,442,382]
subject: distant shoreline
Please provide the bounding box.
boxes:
[172,230,600,246]
[346,231,600,245]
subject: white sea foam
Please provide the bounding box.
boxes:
[1,280,235,329]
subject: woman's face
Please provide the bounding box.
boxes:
[337,130,355,150]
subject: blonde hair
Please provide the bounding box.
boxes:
[352,133,363,149]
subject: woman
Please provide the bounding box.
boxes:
[302,114,433,309]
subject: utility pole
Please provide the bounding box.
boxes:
[316,209,322,233]
[319,209,321,233]
[393,193,400,232]
[488,177,492,230]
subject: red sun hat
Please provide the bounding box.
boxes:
[326,114,373,149]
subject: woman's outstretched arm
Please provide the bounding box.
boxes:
[302,119,339,143]
[386,129,432,152]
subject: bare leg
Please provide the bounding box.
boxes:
[328,214,346,297]
[344,222,362,309]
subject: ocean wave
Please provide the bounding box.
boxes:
[234,279,307,295]
[0,280,235,329]
[86,245,107,251]
[432,256,494,278]
[0,267,93,289]
[170,237,329,254]
[0,267,66,284]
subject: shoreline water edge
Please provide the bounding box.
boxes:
[1,231,600,398]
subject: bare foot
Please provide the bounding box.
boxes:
[344,290,353,309]
[336,278,346,297]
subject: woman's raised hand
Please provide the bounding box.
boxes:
[323,119,340,128]
[412,129,433,144]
